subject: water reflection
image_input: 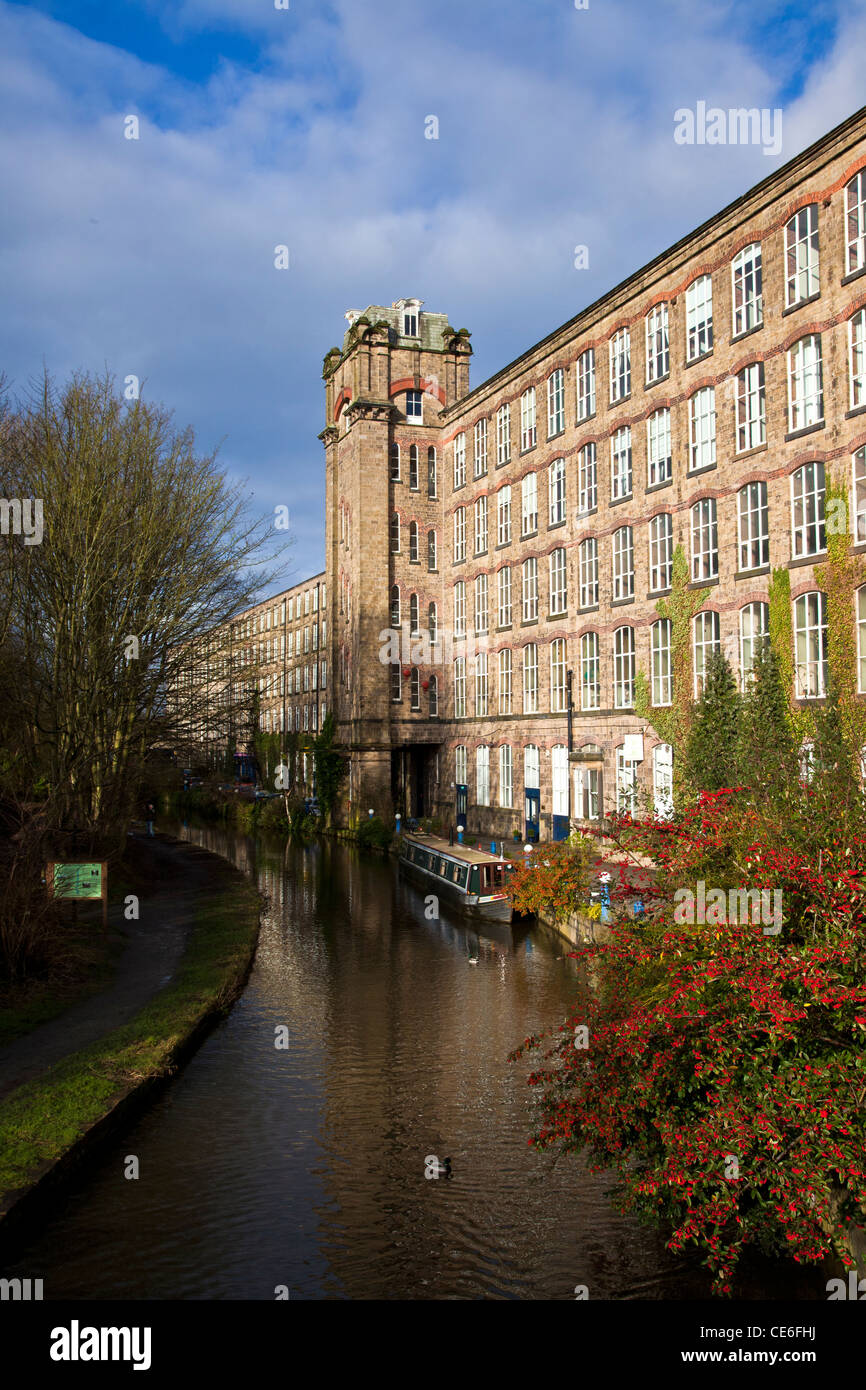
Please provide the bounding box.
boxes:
[0,826,822,1300]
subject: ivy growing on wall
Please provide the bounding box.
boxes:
[814,470,866,768]
[634,544,706,806]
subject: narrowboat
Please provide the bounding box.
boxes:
[399,832,516,920]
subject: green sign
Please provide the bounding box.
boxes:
[52,862,104,900]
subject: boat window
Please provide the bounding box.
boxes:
[468,866,480,894]
[439,858,448,876]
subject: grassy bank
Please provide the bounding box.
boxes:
[0,855,261,1221]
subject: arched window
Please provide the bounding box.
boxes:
[693,611,720,696]
[428,601,438,645]
[551,746,569,816]
[794,591,827,698]
[410,593,419,634]
[410,667,420,710]
[409,444,419,490]
[427,446,437,497]
[390,585,401,629]
[390,513,400,553]
[429,674,439,717]
[390,442,400,481]
[427,529,437,570]
[653,744,673,818]
[409,521,419,562]
[391,664,402,701]
[524,744,540,790]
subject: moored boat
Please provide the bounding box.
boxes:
[399,832,515,920]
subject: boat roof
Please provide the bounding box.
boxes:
[402,832,512,867]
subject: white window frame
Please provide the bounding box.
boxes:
[523,644,538,713]
[522,556,539,622]
[647,408,672,486]
[474,573,488,634]
[737,481,769,571]
[739,601,769,690]
[785,205,820,308]
[453,506,466,562]
[497,566,512,627]
[496,404,511,465]
[612,525,634,601]
[549,457,566,524]
[498,650,513,715]
[686,275,713,360]
[693,610,720,696]
[547,368,565,437]
[499,744,513,808]
[651,618,672,706]
[736,363,766,452]
[787,334,824,432]
[453,433,466,489]
[550,638,567,712]
[794,591,827,699]
[579,632,600,710]
[476,745,490,806]
[648,513,673,593]
[453,581,466,636]
[846,172,866,275]
[576,348,596,421]
[520,387,537,451]
[849,309,865,411]
[474,494,488,555]
[853,447,866,545]
[579,538,598,609]
[454,658,466,717]
[645,303,669,383]
[609,328,631,402]
[475,651,488,717]
[578,442,597,514]
[689,387,716,472]
[497,485,512,546]
[549,548,567,616]
[732,243,763,336]
[611,426,632,500]
[613,626,635,709]
[473,418,488,478]
[521,472,538,536]
[791,461,826,558]
[690,498,718,581]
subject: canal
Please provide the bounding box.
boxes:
[3,827,820,1299]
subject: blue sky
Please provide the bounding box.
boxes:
[1,0,862,592]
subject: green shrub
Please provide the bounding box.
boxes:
[357,815,393,851]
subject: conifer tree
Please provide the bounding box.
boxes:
[683,651,740,795]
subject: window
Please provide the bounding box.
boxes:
[427,529,437,571]
[645,304,669,383]
[736,363,766,451]
[576,348,596,421]
[651,619,672,705]
[523,643,538,712]
[549,548,567,615]
[578,442,597,513]
[409,445,419,490]
[390,585,401,629]
[498,567,512,626]
[453,433,466,488]
[520,387,537,450]
[474,495,488,555]
[524,744,540,791]
[693,610,720,696]
[476,746,490,806]
[453,581,466,636]
[612,526,634,600]
[496,404,511,465]
[849,310,865,411]
[739,602,769,689]
[653,744,674,818]
[575,762,600,821]
[409,520,419,563]
[409,593,419,635]
[391,664,402,702]
[429,673,439,716]
[785,205,819,307]
[475,652,488,716]
[552,747,569,817]
[649,513,673,592]
[647,409,672,486]
[428,601,438,644]
[390,513,401,553]
[474,573,489,634]
[853,447,866,544]
[846,172,866,275]
[498,650,513,714]
[579,538,598,609]
[499,744,513,808]
[616,746,639,815]
[858,588,866,693]
[406,389,422,421]
[613,626,635,708]
[453,507,466,562]
[689,387,716,471]
[410,667,420,710]
[522,556,538,621]
[521,473,538,535]
[787,334,824,432]
[691,498,718,580]
[390,442,401,482]
[454,657,467,716]
[732,243,763,335]
[579,632,600,709]
[686,275,713,360]
[611,426,632,500]
[549,457,566,524]
[794,591,827,698]
[473,418,488,477]
[550,638,567,711]
[609,328,631,402]
[455,745,467,784]
[548,368,565,436]
[497,486,512,545]
[791,461,825,557]
[427,446,437,497]
[737,481,769,570]
[403,309,418,336]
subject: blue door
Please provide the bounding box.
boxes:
[524,788,540,842]
[456,784,468,830]
[552,815,569,842]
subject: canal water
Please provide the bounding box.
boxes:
[3,827,822,1300]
